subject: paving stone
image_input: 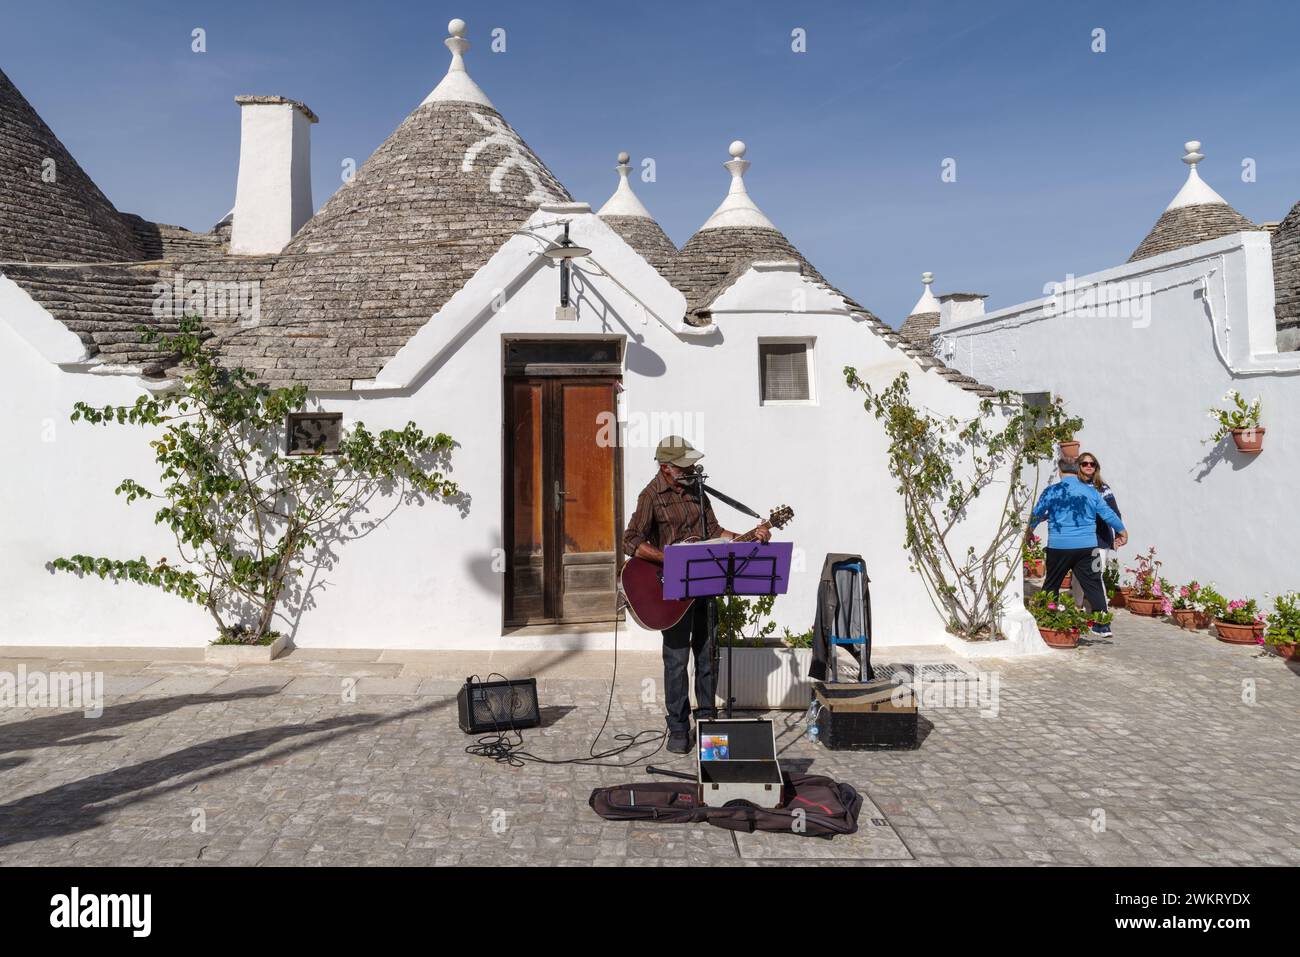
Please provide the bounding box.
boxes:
[0,613,1297,866]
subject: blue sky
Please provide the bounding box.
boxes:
[4,0,1298,324]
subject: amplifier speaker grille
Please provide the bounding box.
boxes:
[457,677,541,734]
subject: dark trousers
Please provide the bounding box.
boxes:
[1044,547,1108,614]
[661,600,715,734]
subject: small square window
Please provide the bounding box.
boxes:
[759,341,811,403]
[286,412,342,455]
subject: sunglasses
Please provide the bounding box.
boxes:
[1078,461,1097,468]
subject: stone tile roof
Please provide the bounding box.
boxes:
[667,225,875,320]
[1271,200,1300,351]
[219,99,570,389]
[0,67,143,264]
[600,214,678,275]
[898,311,940,352]
[664,224,995,395]
[1128,202,1257,263]
[121,214,227,261]
[2,263,179,373]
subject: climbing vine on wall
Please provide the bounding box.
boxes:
[844,368,1080,640]
[50,317,461,644]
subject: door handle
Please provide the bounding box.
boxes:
[554,480,569,514]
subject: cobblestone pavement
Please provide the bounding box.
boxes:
[1,613,1297,866]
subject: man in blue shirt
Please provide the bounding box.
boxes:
[1029,457,1128,634]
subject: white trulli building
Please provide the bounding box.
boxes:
[931,141,1300,602]
[0,21,1032,654]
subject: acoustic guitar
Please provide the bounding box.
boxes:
[620,505,794,630]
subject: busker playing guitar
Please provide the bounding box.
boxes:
[622,436,770,755]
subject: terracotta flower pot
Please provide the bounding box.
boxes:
[1061,572,1073,589]
[1059,439,1081,459]
[1214,620,1264,644]
[1230,428,1265,454]
[1127,597,1163,617]
[1024,559,1045,579]
[1109,591,1126,608]
[1039,626,1079,649]
[1171,608,1202,630]
[1273,642,1300,661]
[1195,611,1211,629]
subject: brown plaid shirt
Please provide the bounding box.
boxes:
[623,472,722,556]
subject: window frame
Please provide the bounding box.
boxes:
[757,336,816,406]
[285,411,344,457]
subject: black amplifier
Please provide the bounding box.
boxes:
[813,679,917,750]
[457,677,541,734]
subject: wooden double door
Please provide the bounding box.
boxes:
[505,375,622,625]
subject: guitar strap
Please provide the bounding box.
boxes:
[699,482,763,521]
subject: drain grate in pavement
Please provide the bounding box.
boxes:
[873,662,969,682]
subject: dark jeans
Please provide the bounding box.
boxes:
[662,600,715,734]
[1044,547,1108,617]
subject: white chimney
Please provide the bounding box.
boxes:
[230,96,317,255]
[939,292,988,329]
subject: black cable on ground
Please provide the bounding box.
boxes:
[464,601,669,769]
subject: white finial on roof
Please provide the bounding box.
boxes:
[597,151,655,218]
[909,271,941,316]
[422,18,495,108]
[699,140,778,231]
[1165,139,1228,210]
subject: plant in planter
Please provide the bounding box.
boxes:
[1206,390,1264,454]
[1264,592,1300,661]
[1213,598,1266,645]
[1022,533,1046,579]
[781,626,815,649]
[49,318,460,647]
[1170,582,1210,629]
[1059,437,1081,459]
[1028,591,1113,648]
[717,593,779,647]
[1124,547,1172,616]
[1103,559,1125,608]
[715,595,814,709]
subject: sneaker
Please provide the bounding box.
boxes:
[667,731,691,754]
[1091,625,1112,636]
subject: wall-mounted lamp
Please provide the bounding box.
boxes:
[541,222,591,318]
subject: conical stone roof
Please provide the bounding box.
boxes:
[0,66,142,263]
[597,152,677,275]
[226,20,571,388]
[666,141,880,326]
[1272,199,1300,350]
[898,272,940,351]
[1128,141,1255,263]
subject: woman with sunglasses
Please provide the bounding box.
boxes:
[1078,452,1125,635]
[1078,454,1123,552]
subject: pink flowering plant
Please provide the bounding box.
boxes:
[1022,532,1045,567]
[1195,583,1226,619]
[1028,590,1113,635]
[1124,547,1164,600]
[1217,597,1265,627]
[1264,593,1300,649]
[1170,581,1203,611]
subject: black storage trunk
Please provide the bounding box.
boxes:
[457,677,541,734]
[814,680,917,750]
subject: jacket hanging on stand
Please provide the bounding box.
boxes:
[809,552,874,682]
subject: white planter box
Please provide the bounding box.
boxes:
[204,634,289,665]
[714,646,814,710]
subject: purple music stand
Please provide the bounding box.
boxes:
[664,541,793,717]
